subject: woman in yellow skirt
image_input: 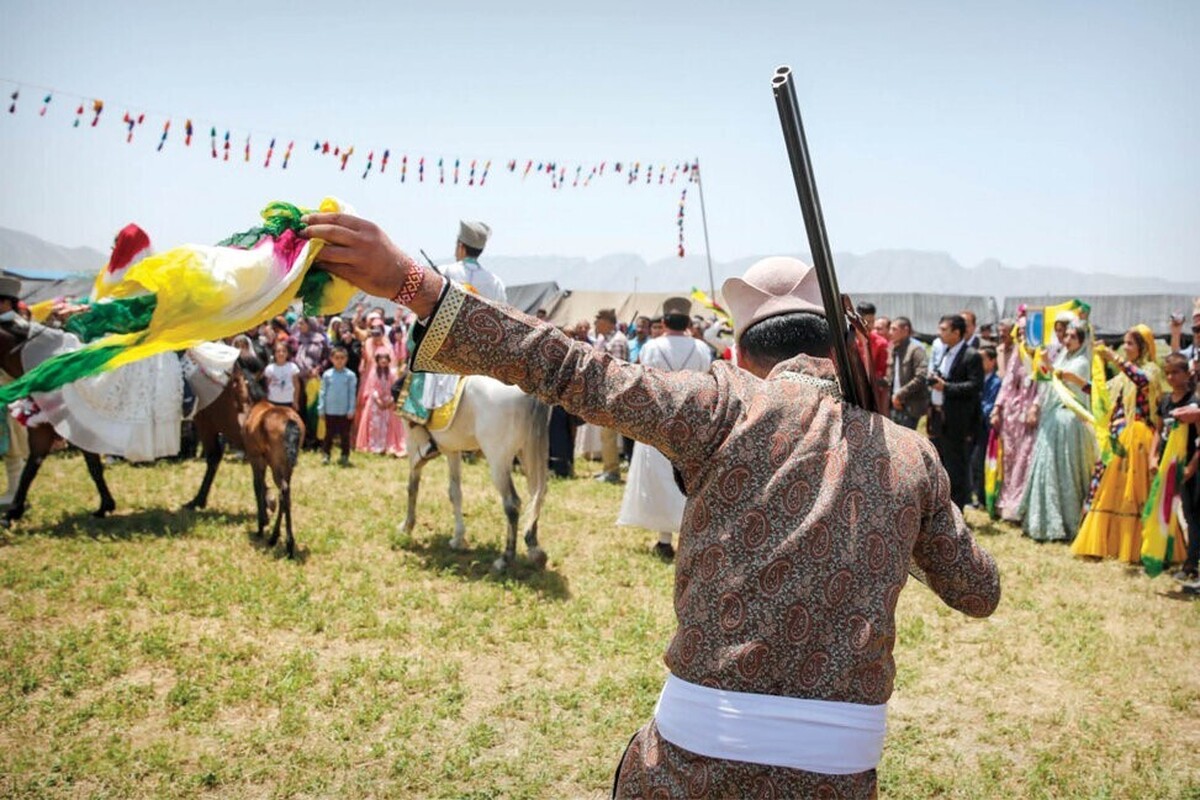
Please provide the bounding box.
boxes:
[1072,325,1163,562]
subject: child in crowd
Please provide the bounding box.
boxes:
[263,340,301,410]
[972,345,1002,508]
[319,346,358,466]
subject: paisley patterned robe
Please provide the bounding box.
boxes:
[411,282,1002,799]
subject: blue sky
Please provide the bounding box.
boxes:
[1,0,1196,282]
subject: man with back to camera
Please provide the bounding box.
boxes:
[617,296,712,560]
[299,212,1001,799]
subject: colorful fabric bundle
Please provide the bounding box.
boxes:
[1141,421,1187,576]
[0,198,356,405]
[984,428,1003,519]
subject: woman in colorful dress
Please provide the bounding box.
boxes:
[1019,319,1097,542]
[988,319,1041,521]
[1071,324,1163,562]
[353,348,407,457]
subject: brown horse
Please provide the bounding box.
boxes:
[0,326,246,527]
[242,400,303,557]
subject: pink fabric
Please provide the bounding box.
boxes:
[354,362,406,456]
[992,346,1039,520]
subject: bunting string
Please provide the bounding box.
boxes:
[1,77,700,258]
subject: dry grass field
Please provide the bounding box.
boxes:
[0,449,1198,799]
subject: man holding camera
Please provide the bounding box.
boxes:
[927,314,984,510]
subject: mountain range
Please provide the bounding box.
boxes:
[3,225,1197,301]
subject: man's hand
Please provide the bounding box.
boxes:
[1171,404,1200,425]
[892,395,903,411]
[301,213,446,318]
[932,376,946,392]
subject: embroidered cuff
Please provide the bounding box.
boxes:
[410,280,467,373]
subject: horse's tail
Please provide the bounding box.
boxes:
[520,397,551,523]
[283,418,302,468]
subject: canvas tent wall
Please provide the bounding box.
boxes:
[4,271,94,305]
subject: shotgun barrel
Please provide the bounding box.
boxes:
[770,66,863,409]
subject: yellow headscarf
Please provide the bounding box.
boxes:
[1115,324,1162,425]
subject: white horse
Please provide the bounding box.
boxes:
[401,376,551,572]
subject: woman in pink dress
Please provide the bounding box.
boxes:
[989,324,1040,521]
[353,348,406,457]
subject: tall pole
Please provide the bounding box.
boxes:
[694,157,717,299]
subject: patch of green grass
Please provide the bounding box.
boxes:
[0,449,1197,798]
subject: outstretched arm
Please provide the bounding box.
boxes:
[301,213,738,482]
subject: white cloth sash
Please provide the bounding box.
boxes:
[653,673,887,775]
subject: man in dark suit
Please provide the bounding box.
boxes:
[929,314,984,509]
[884,316,929,429]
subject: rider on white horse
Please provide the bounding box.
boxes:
[400,220,505,460]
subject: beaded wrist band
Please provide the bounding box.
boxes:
[390,257,425,308]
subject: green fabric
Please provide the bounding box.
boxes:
[0,344,127,404]
[217,201,305,248]
[217,201,332,316]
[65,295,158,343]
[297,269,332,317]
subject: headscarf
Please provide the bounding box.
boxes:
[1131,324,1156,364]
[1116,324,1162,425]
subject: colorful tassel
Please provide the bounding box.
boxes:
[185,119,194,146]
[39,93,51,116]
[8,89,18,114]
[264,137,276,168]
[282,140,294,169]
[156,119,170,152]
[90,99,104,127]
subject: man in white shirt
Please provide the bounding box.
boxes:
[617,296,712,557]
[441,220,505,303]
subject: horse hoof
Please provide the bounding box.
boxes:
[448,536,467,551]
[528,547,548,570]
[491,556,510,573]
[182,500,203,511]
[0,517,10,529]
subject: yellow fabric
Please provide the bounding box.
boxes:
[1072,419,1155,563]
[97,198,352,372]
[427,376,467,432]
[1091,347,1114,464]
[1141,422,1187,571]
[1043,299,1081,345]
[28,300,56,323]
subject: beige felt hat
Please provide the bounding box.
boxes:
[458,220,491,250]
[0,275,21,299]
[662,296,691,317]
[721,256,823,339]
